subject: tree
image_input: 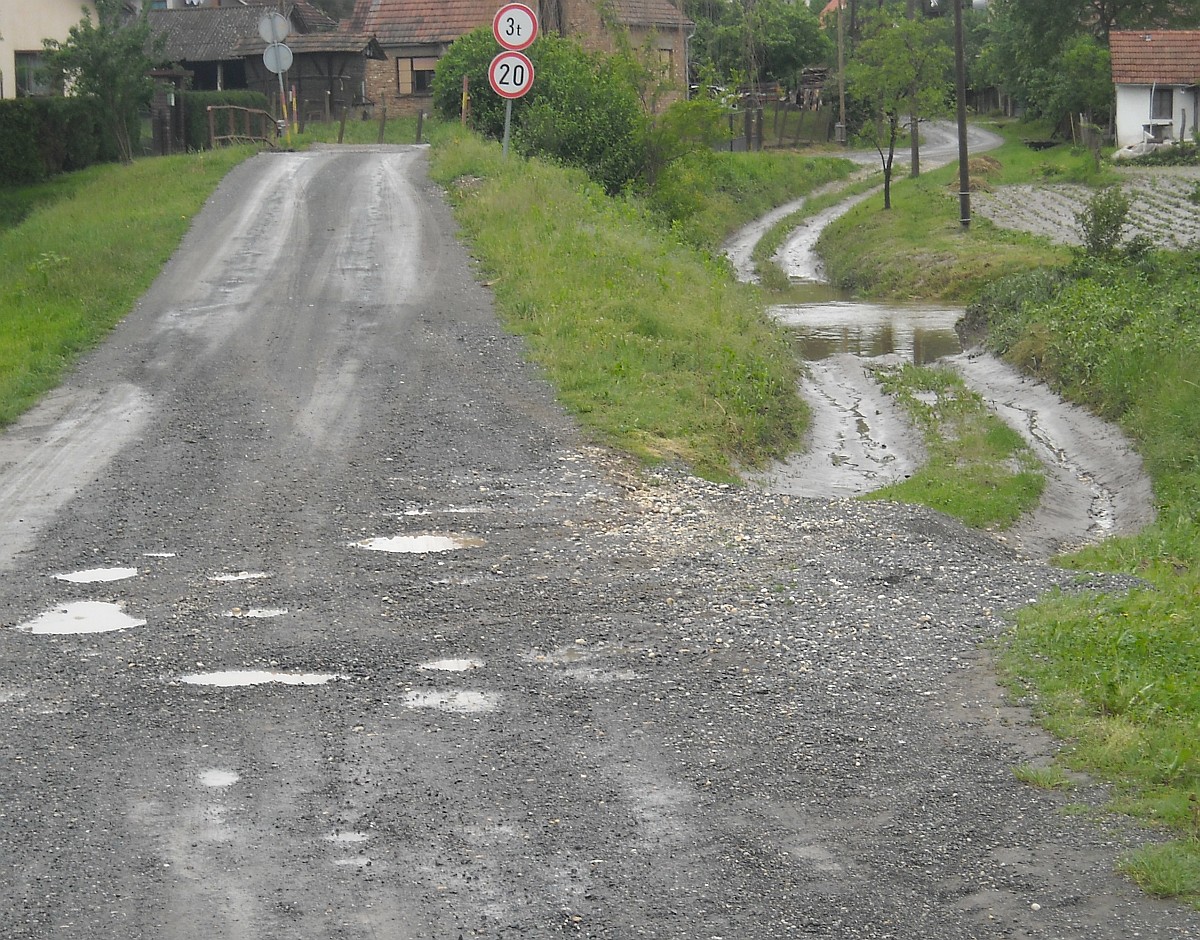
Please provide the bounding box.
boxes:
[846,7,953,209]
[431,29,648,194]
[686,0,831,89]
[42,0,159,164]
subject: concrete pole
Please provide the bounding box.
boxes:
[954,0,971,227]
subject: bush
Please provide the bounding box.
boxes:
[432,28,648,193]
[0,98,110,185]
[179,90,272,152]
[1076,186,1129,259]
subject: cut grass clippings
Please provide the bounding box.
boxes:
[0,147,255,427]
[862,362,1044,529]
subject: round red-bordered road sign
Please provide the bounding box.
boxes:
[493,3,538,52]
[489,51,535,99]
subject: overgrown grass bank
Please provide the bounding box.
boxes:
[427,127,851,478]
[0,147,253,426]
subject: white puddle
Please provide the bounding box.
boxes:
[332,858,371,867]
[179,670,345,687]
[143,552,177,558]
[199,769,240,788]
[54,566,138,584]
[208,571,270,582]
[402,690,500,713]
[419,657,484,672]
[399,506,494,516]
[16,601,146,635]
[351,535,486,554]
[323,832,370,844]
[224,608,288,619]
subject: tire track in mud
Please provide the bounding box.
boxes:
[728,130,1156,557]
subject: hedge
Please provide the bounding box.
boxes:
[0,98,114,186]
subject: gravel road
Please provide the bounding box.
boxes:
[1,146,1195,939]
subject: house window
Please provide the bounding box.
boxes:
[657,48,674,78]
[1151,87,1173,121]
[15,52,53,97]
[397,57,438,96]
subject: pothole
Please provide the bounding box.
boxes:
[323,832,370,843]
[179,670,345,687]
[224,608,288,619]
[199,769,240,787]
[351,535,486,554]
[54,566,138,584]
[208,571,270,583]
[419,657,484,672]
[15,601,146,635]
[402,690,500,713]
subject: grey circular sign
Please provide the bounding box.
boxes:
[258,12,290,44]
[263,42,293,75]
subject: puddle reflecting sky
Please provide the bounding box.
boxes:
[17,601,145,635]
[771,301,963,364]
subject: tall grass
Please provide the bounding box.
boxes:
[0,147,254,426]
[427,129,814,478]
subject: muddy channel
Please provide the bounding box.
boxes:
[726,177,1156,560]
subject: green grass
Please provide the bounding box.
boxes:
[0,147,255,427]
[426,127,822,479]
[1013,763,1075,790]
[861,363,1044,528]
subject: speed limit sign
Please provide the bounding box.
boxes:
[489,51,535,99]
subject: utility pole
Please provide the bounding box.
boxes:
[837,0,847,145]
[953,0,971,228]
[907,0,920,177]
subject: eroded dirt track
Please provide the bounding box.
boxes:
[0,148,1195,940]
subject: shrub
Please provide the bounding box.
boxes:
[0,97,110,185]
[432,28,648,194]
[1076,186,1129,259]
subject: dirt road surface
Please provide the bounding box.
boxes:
[1,147,1194,939]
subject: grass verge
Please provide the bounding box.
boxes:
[426,126,853,479]
[861,363,1044,528]
[0,147,255,427]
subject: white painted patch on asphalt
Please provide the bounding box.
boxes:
[179,670,344,687]
[54,566,138,584]
[402,690,500,713]
[207,571,270,582]
[16,601,146,635]
[351,535,486,553]
[419,657,484,672]
[199,769,240,787]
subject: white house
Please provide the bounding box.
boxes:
[0,1,100,98]
[1110,30,1200,149]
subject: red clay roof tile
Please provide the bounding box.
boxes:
[1111,30,1200,86]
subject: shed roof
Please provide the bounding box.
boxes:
[231,32,386,59]
[149,8,267,63]
[1110,30,1200,86]
[610,0,689,30]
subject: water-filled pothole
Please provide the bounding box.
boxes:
[54,567,138,584]
[179,670,345,687]
[16,601,146,635]
[224,608,288,619]
[199,769,240,787]
[351,535,486,554]
[402,690,500,713]
[208,571,270,583]
[419,657,484,672]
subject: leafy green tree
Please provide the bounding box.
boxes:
[431,29,648,194]
[846,7,953,208]
[686,0,831,88]
[42,0,159,164]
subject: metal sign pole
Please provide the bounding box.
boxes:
[502,99,513,157]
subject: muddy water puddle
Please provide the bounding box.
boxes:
[772,300,963,365]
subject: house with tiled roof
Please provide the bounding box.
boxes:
[1110,30,1200,148]
[149,3,383,117]
[349,0,690,114]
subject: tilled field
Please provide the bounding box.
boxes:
[973,166,1200,249]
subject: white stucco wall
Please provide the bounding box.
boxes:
[0,1,97,99]
[1115,84,1200,148]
